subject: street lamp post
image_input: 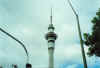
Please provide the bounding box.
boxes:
[67,0,88,68]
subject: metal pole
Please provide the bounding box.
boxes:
[67,0,88,68]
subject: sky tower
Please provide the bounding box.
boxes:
[45,8,57,68]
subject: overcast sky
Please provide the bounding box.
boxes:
[0,0,100,68]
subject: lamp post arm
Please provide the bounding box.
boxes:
[0,27,29,62]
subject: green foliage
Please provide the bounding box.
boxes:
[91,17,98,24]
[84,8,100,57]
[96,8,100,17]
[87,47,94,57]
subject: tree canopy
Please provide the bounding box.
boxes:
[84,8,100,57]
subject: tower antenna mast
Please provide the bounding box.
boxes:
[67,0,88,68]
[50,8,53,24]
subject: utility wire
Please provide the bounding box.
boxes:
[0,27,29,63]
[67,0,88,68]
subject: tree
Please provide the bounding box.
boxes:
[84,8,100,57]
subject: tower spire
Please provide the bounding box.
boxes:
[48,8,55,32]
[50,8,52,24]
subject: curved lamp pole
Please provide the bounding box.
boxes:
[0,27,29,63]
[67,0,88,68]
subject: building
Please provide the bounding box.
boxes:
[45,8,58,68]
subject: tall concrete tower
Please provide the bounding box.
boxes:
[45,8,57,68]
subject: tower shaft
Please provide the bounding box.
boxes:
[48,48,54,68]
